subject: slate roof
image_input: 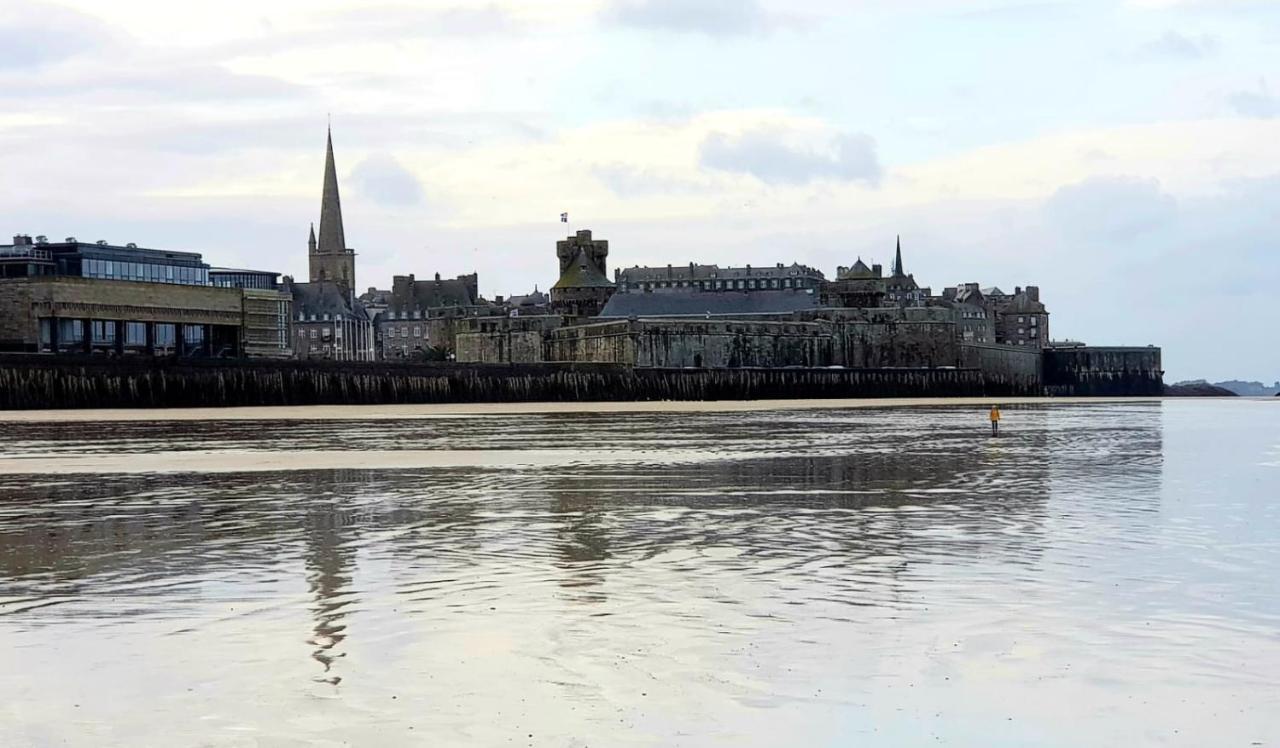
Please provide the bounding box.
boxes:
[289,280,369,321]
[552,248,615,290]
[392,278,476,311]
[617,263,824,283]
[840,258,877,279]
[507,289,548,307]
[598,289,818,318]
[317,129,347,253]
[1003,292,1047,314]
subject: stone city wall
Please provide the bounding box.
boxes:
[960,343,1044,394]
[543,318,956,369]
[830,320,957,369]
[547,319,833,368]
[1044,346,1164,396]
[455,330,547,364]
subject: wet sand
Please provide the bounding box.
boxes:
[2,400,1277,746]
[0,395,1198,423]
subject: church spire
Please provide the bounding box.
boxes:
[307,222,316,253]
[316,128,346,254]
[893,235,905,276]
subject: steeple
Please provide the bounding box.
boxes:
[893,235,905,277]
[307,223,316,253]
[317,128,346,254]
[307,126,357,289]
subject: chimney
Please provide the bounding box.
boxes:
[1027,285,1040,302]
[12,234,30,246]
[872,263,883,277]
[35,235,48,244]
[1015,286,1023,296]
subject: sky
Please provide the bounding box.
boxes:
[1,0,1277,382]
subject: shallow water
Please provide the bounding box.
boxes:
[0,400,1276,746]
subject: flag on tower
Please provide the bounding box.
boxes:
[560,212,568,223]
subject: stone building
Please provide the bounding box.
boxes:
[550,230,616,318]
[820,258,887,308]
[285,277,372,360]
[935,283,995,344]
[287,129,375,361]
[613,262,824,294]
[378,272,484,359]
[884,238,928,307]
[932,283,1049,348]
[991,286,1048,347]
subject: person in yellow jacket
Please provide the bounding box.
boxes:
[989,405,1001,436]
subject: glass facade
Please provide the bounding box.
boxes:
[210,270,278,290]
[82,257,208,285]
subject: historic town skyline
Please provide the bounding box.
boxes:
[2,0,1277,381]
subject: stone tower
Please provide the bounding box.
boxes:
[308,128,356,291]
[556,230,608,278]
[551,229,616,318]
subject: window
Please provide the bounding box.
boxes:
[1018,316,1025,323]
[413,326,421,337]
[309,329,317,339]
[1030,317,1038,326]
[400,326,408,336]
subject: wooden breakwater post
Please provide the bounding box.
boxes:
[0,354,1043,410]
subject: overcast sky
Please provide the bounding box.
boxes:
[2,0,1277,382]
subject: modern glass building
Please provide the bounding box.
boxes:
[1,234,209,285]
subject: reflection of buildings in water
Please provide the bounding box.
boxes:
[303,503,356,686]
[545,482,611,603]
[293,469,382,687]
[0,466,385,688]
[528,411,1067,596]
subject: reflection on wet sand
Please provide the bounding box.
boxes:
[2,402,1276,747]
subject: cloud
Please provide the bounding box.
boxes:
[1137,31,1218,60]
[1229,81,1279,119]
[0,3,117,70]
[604,0,786,36]
[1043,176,1177,239]
[592,163,706,197]
[699,128,883,186]
[349,154,425,207]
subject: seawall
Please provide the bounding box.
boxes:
[0,355,1035,410]
[1044,347,1164,397]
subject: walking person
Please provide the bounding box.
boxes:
[989,404,1001,437]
